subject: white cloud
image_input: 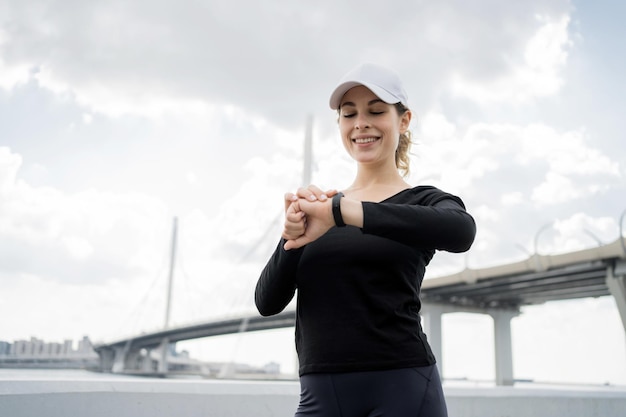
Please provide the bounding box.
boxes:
[0,59,31,90]
[0,147,171,283]
[450,14,572,103]
[412,115,502,193]
[0,1,576,125]
[0,28,31,89]
[531,171,579,205]
[185,171,199,185]
[35,64,220,118]
[519,125,620,177]
[525,15,571,80]
[420,112,457,142]
[0,147,22,193]
[61,235,94,260]
[540,212,620,253]
[501,191,524,206]
[417,120,620,207]
[518,125,620,206]
[473,204,501,223]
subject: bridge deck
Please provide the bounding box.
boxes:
[422,238,624,308]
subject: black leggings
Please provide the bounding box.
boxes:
[295,365,448,417]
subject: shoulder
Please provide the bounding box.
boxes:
[393,185,467,208]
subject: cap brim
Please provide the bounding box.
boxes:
[329,82,401,110]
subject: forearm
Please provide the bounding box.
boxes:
[255,239,302,316]
[338,197,364,228]
[361,199,476,252]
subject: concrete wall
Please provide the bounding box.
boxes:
[446,386,626,417]
[1,378,626,417]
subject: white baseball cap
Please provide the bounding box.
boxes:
[329,63,409,110]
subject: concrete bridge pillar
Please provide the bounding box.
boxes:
[98,348,115,372]
[112,340,132,373]
[422,303,445,377]
[489,309,519,386]
[140,349,153,373]
[607,259,626,333]
[157,338,169,374]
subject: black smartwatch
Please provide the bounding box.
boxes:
[332,192,346,227]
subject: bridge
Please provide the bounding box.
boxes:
[94,234,626,384]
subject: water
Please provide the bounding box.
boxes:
[2,368,624,391]
[0,368,143,381]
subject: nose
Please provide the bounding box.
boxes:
[354,113,370,129]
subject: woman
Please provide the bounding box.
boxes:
[255,63,476,417]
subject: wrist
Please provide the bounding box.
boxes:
[336,197,364,229]
[331,192,346,227]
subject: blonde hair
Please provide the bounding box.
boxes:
[394,102,412,178]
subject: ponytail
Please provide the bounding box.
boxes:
[394,103,412,177]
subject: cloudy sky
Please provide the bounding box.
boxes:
[1,0,625,385]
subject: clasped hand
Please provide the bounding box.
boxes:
[282,185,339,250]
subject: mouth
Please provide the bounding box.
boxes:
[352,137,380,144]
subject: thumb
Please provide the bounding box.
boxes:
[283,236,309,251]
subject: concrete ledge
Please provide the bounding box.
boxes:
[445,386,626,417]
[1,378,300,417]
[2,378,626,417]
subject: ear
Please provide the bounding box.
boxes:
[399,109,412,133]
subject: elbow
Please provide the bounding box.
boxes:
[455,236,475,253]
[256,307,275,317]
[255,289,285,317]
[254,292,273,317]
[458,215,477,252]
[256,304,284,317]
[448,212,477,253]
[256,302,278,317]
[254,272,296,317]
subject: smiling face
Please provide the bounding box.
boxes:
[338,86,411,170]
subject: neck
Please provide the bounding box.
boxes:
[349,163,408,191]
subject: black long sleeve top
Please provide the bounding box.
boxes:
[255,186,476,376]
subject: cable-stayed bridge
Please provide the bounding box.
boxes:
[94,234,626,385]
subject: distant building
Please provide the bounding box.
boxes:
[1,336,284,378]
[0,336,99,369]
[263,361,281,375]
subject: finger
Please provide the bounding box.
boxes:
[324,189,339,198]
[282,226,304,241]
[307,184,329,201]
[283,211,304,234]
[284,192,298,212]
[296,187,318,202]
[297,185,329,202]
[286,200,302,217]
[283,202,306,240]
[286,209,305,223]
[284,236,310,251]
